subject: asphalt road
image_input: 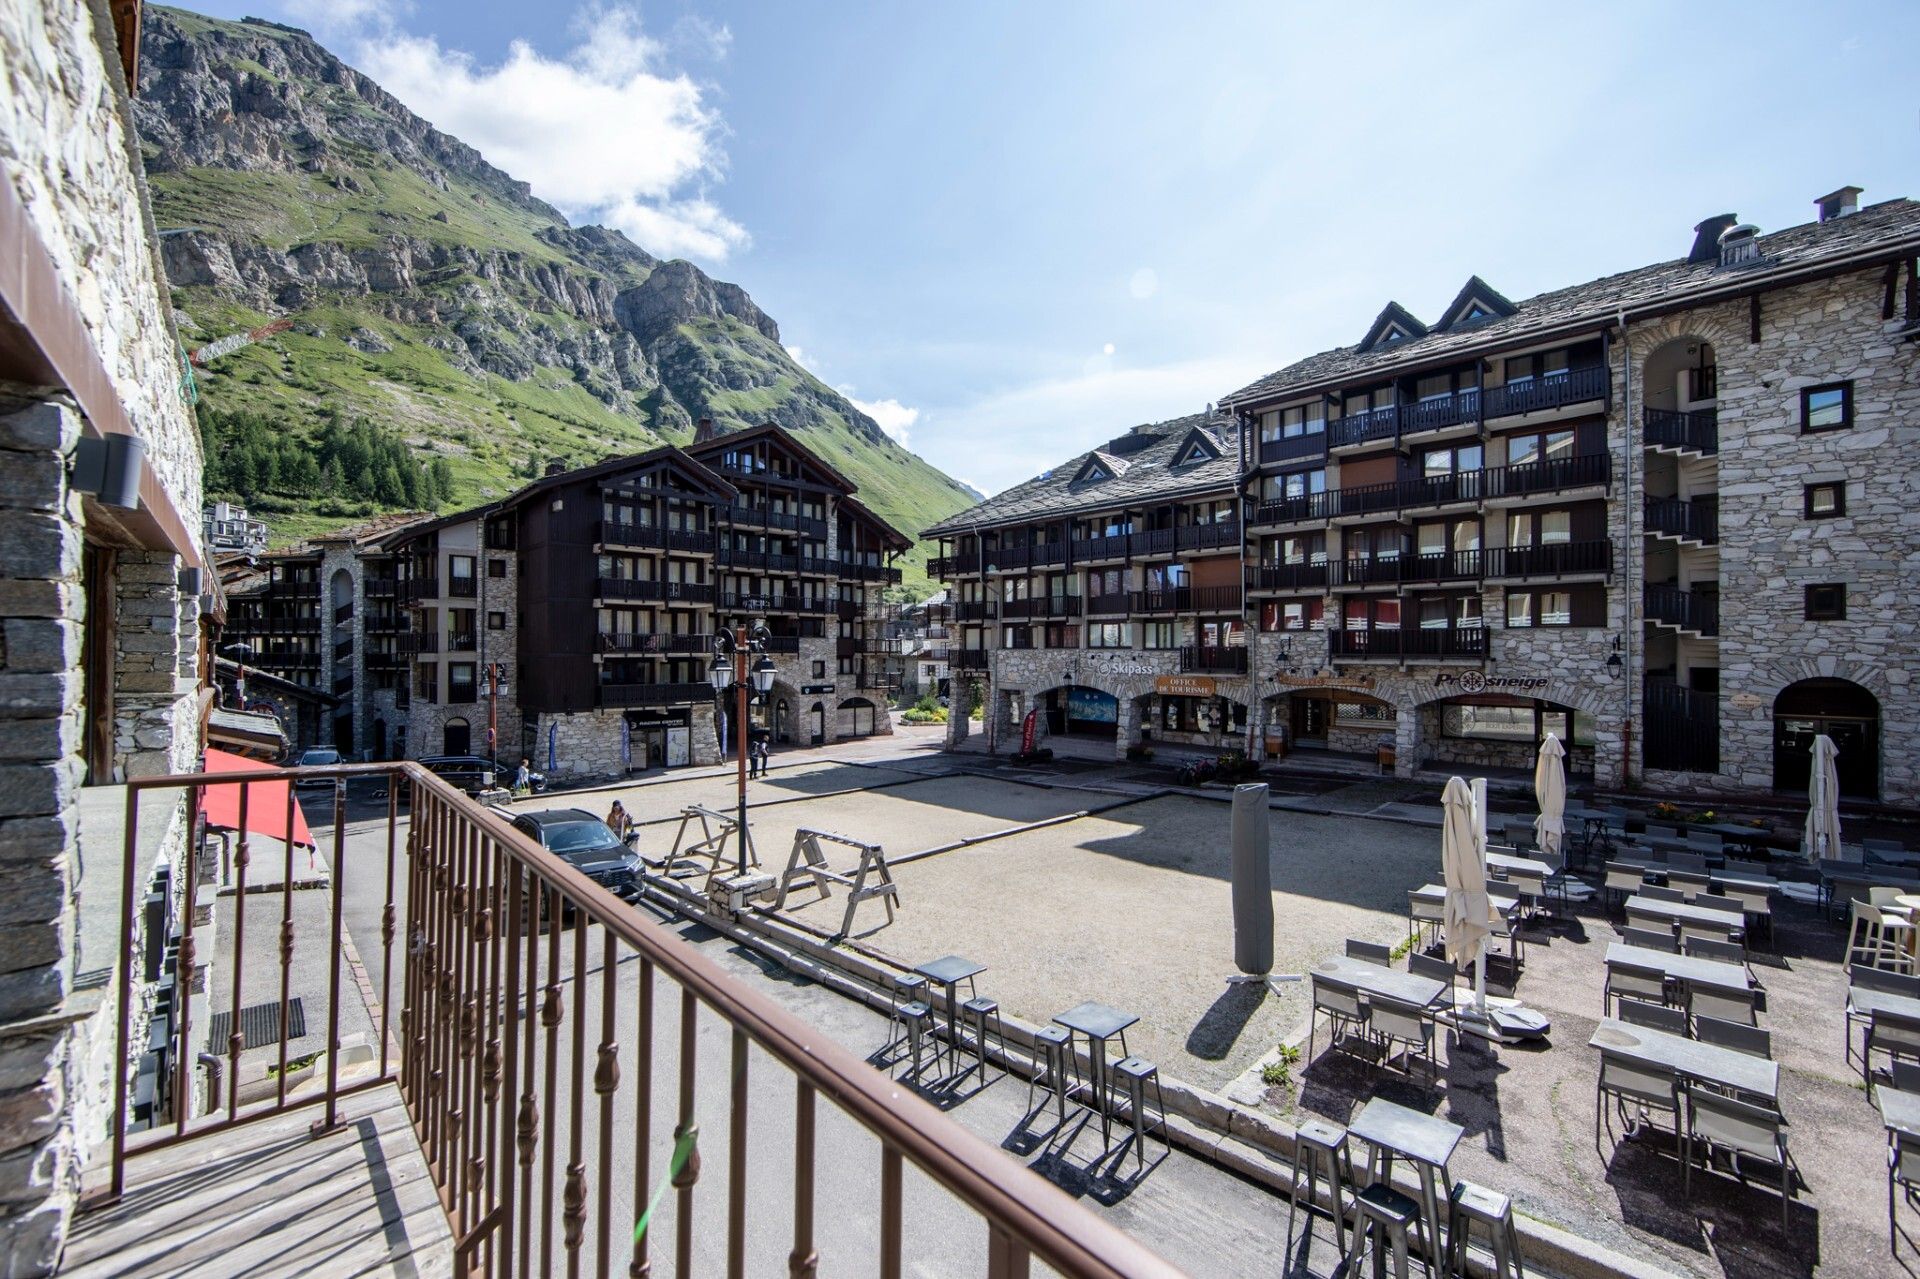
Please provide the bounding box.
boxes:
[309,788,1326,1278]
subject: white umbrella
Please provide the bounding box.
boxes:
[1803,733,1842,861]
[1533,733,1567,860]
[1442,776,1491,1017]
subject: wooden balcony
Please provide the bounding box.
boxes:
[1484,540,1613,578]
[596,577,717,606]
[1644,406,1719,456]
[1179,646,1249,674]
[1646,583,1719,637]
[1329,625,1488,660]
[1644,495,1719,544]
[600,520,718,554]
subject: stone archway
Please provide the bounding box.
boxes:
[1773,678,1879,799]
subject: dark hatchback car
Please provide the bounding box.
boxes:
[510,808,642,903]
[417,755,545,797]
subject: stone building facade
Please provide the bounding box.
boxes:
[934,193,1920,807]
[1,1,213,1269]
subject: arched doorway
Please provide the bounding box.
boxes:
[1774,679,1879,799]
[838,697,878,738]
[1036,685,1118,739]
[372,718,387,761]
[1266,689,1397,758]
[809,702,826,745]
[444,717,471,756]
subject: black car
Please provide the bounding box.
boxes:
[417,755,545,797]
[510,808,642,902]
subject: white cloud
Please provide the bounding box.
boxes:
[783,345,815,371]
[282,0,404,39]
[845,394,919,447]
[1128,267,1158,300]
[340,4,747,261]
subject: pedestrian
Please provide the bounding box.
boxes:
[606,800,632,841]
[514,757,531,794]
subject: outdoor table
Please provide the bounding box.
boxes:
[1348,1096,1464,1276]
[1410,882,1520,909]
[1564,805,1613,858]
[1820,860,1920,918]
[1604,942,1752,996]
[1310,955,1447,1010]
[1881,1087,1920,1142]
[1052,1001,1139,1146]
[1711,870,1779,894]
[1486,850,1553,878]
[913,954,986,1073]
[1589,1016,1779,1103]
[1624,894,1745,931]
[1850,985,1920,1024]
[1700,822,1777,853]
[1637,833,1726,864]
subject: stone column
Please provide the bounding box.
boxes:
[1113,693,1141,761]
[1393,703,1421,778]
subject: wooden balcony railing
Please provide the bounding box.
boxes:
[1328,625,1488,659]
[1484,540,1613,577]
[597,632,715,654]
[1644,406,1719,455]
[1644,495,1719,544]
[1179,646,1248,674]
[953,650,992,671]
[1646,583,1720,637]
[600,521,718,554]
[1247,562,1329,592]
[597,577,718,606]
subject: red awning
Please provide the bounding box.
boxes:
[198,747,315,849]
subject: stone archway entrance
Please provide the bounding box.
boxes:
[1032,685,1119,739]
[1774,678,1879,799]
[1264,688,1397,758]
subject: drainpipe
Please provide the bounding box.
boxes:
[1617,310,1636,788]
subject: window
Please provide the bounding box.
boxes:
[811,660,826,679]
[1260,598,1324,631]
[1087,622,1128,648]
[488,558,509,578]
[1801,381,1852,433]
[1506,430,1574,468]
[1803,482,1845,518]
[1505,349,1569,385]
[1505,589,1574,627]
[1508,509,1571,547]
[1265,468,1326,503]
[1282,403,1325,438]
[1421,442,1483,478]
[1335,700,1396,725]
[1142,622,1179,649]
[1804,583,1846,620]
[487,611,506,630]
[449,555,476,596]
[448,662,477,704]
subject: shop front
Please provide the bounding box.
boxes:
[1145,674,1246,749]
[1421,693,1595,775]
[625,706,694,771]
[1040,685,1119,738]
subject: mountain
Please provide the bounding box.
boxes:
[134,7,975,595]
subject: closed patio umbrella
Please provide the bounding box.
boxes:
[1533,732,1566,860]
[1442,776,1491,1018]
[1803,732,1842,861]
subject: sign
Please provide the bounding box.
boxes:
[802,683,836,695]
[1433,672,1548,693]
[1066,686,1118,724]
[1730,692,1763,710]
[666,726,691,768]
[1155,674,1217,698]
[1020,709,1039,754]
[1274,672,1374,689]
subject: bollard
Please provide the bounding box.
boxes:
[1230,782,1273,975]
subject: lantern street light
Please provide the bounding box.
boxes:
[711,622,775,875]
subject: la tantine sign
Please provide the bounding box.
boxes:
[1154,675,1217,698]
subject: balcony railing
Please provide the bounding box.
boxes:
[447,632,477,653]
[399,578,439,604]
[601,521,718,554]
[332,602,354,624]
[838,559,904,584]
[447,577,477,599]
[597,577,717,606]
[1646,583,1720,637]
[983,543,1067,572]
[723,548,800,573]
[723,504,829,539]
[1644,406,1719,455]
[1000,595,1084,620]
[1179,646,1249,674]
[1483,452,1611,499]
[364,577,397,598]
[1644,495,1719,544]
[401,632,438,655]
[597,680,712,706]
[332,637,355,660]
[928,553,980,577]
[1332,549,1484,586]
[597,632,715,654]
[1085,593,1131,615]
[1645,679,1720,773]
[716,591,832,615]
[1484,365,1609,417]
[1128,585,1240,615]
[1248,562,1330,592]
[953,649,991,671]
[229,617,322,636]
[1069,534,1130,562]
[1257,432,1327,465]
[1328,405,1401,450]
[1484,540,1613,577]
[954,600,998,621]
[1329,625,1489,659]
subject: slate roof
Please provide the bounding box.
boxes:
[925,411,1239,536]
[1224,197,1920,407]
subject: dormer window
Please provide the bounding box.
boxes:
[1071,454,1116,486]
[1171,430,1221,468]
[1434,277,1517,332]
[1358,302,1429,353]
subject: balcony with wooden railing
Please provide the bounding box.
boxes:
[953,649,992,671]
[1644,405,1719,455]
[600,520,719,555]
[1484,539,1613,578]
[1247,561,1330,592]
[1000,595,1084,620]
[1178,646,1249,674]
[597,631,715,655]
[1645,583,1720,637]
[1644,494,1719,544]
[1328,625,1489,660]
[597,577,718,606]
[722,503,829,540]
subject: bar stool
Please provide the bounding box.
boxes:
[1346,1182,1421,1279]
[1026,1025,1077,1126]
[961,996,1009,1085]
[1285,1117,1355,1253]
[1449,1180,1526,1278]
[891,1002,933,1080]
[1113,1056,1165,1169]
[882,973,930,1066]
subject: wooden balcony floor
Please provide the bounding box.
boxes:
[64,1085,452,1278]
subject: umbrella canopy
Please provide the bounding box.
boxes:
[1802,733,1842,861]
[1442,776,1491,969]
[199,747,315,849]
[1533,733,1567,858]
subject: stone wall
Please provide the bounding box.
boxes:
[534,704,720,781]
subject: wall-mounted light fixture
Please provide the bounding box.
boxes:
[71,434,145,510]
[178,566,204,595]
[1605,635,1623,680]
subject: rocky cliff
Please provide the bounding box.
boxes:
[136,7,971,587]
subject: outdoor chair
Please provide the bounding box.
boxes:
[1025,1025,1078,1129]
[1682,936,1747,967]
[1407,951,1458,1009]
[1502,821,1537,852]
[1891,1129,1920,1253]
[1849,902,1917,974]
[1605,862,1646,912]
[1622,925,1678,953]
[1679,917,1745,956]
[1488,903,1525,965]
[1646,824,1680,841]
[1596,1049,1680,1150]
[1687,985,1758,1027]
[1669,851,1711,875]
[1666,869,1711,899]
[1408,892,1445,952]
[1865,1009,1920,1092]
[1604,958,1670,1016]
[1681,1084,1796,1230]
[1506,864,1549,919]
[1718,885,1774,950]
[1346,1183,1421,1279]
[1113,1056,1166,1170]
[1640,885,1687,904]
[1308,975,1366,1064]
[1625,903,1673,936]
[1851,970,1920,1066]
[1724,857,1770,878]
[1618,998,1689,1036]
[1366,996,1439,1078]
[1447,1181,1527,1279]
[1345,938,1392,965]
[1695,1015,1772,1060]
[1286,1117,1355,1254]
[1894,1061,1920,1095]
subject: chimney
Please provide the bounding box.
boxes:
[692,417,718,445]
[1717,222,1761,268]
[1688,214,1738,264]
[544,457,567,477]
[1816,185,1863,222]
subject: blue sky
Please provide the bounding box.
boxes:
[185,1,1917,496]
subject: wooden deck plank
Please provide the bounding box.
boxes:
[65,1084,453,1278]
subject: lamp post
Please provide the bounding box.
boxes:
[710,622,775,875]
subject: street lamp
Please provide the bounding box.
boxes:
[1605,635,1623,680]
[711,622,774,875]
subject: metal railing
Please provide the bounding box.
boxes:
[1644,406,1719,455]
[1484,540,1613,577]
[1178,646,1248,674]
[1646,583,1720,637]
[103,763,1176,1276]
[1644,495,1719,544]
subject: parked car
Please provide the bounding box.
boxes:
[510,809,642,903]
[416,755,545,797]
[290,748,341,788]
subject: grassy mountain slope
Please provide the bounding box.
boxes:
[139,7,973,593]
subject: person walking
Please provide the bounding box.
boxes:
[605,800,633,842]
[514,757,532,794]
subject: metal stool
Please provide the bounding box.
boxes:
[961,996,1008,1085]
[1346,1182,1420,1279]
[881,974,929,1062]
[890,1002,933,1080]
[1026,1025,1077,1126]
[1449,1181,1525,1279]
[1113,1056,1166,1169]
[1286,1117,1355,1253]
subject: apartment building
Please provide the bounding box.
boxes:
[932,190,1920,804]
